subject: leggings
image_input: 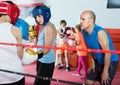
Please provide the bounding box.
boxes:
[77,56,87,77]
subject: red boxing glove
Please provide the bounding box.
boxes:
[36,24,42,39]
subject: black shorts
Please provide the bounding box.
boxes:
[86,59,118,85]
[34,61,55,85]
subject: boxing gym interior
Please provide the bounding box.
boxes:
[0,0,120,85]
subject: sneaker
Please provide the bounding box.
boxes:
[58,63,61,66]
[66,67,70,72]
[58,66,64,70]
[72,71,80,76]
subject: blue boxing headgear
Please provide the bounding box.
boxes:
[32,5,51,25]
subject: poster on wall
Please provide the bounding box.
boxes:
[107,0,120,8]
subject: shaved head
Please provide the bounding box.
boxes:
[82,10,96,23]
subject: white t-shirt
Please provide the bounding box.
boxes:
[0,22,24,84]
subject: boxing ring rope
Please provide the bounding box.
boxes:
[0,42,120,85]
[0,69,82,85]
[1,0,44,7]
[17,2,44,7]
[0,42,120,54]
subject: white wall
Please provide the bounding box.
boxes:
[46,0,120,28]
[9,0,120,28]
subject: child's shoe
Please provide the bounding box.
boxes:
[72,71,80,76]
[66,66,70,72]
[58,66,64,70]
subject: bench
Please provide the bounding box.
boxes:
[105,28,120,72]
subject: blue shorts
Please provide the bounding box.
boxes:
[86,59,118,85]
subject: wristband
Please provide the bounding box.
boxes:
[37,50,44,59]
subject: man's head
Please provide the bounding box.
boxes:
[80,10,96,30]
[32,5,51,25]
[0,1,20,24]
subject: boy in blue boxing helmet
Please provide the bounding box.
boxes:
[32,5,57,85]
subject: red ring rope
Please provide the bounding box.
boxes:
[17,3,44,7]
[0,42,120,54]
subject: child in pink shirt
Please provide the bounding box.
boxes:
[72,24,88,80]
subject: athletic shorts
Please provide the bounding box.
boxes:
[56,42,69,54]
[86,59,118,85]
